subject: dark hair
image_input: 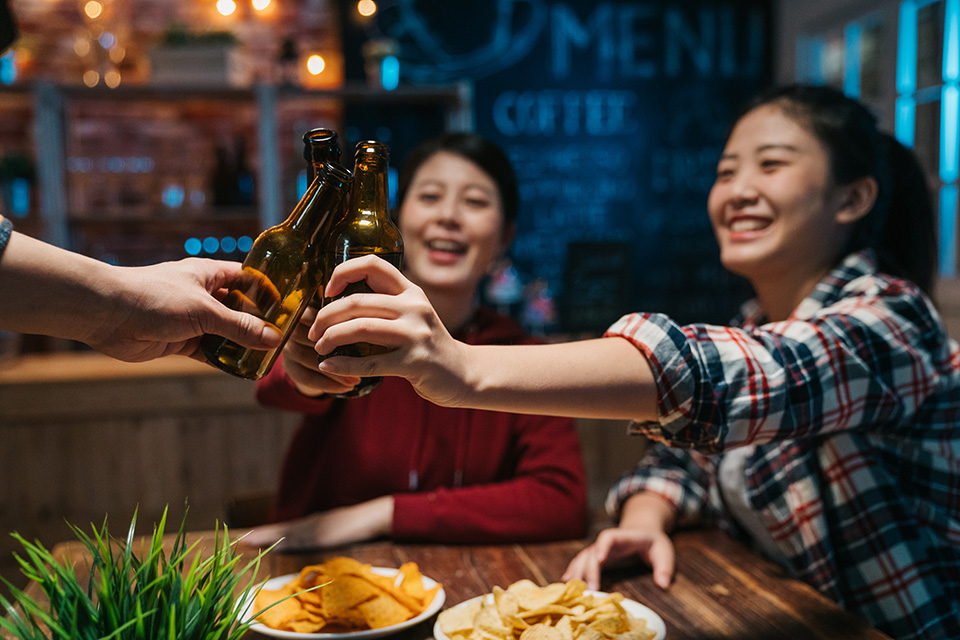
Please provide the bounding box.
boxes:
[395,132,519,227]
[743,84,937,295]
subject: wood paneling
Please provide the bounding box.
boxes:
[0,353,654,596]
[0,352,300,592]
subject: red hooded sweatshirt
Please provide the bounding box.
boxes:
[255,306,589,543]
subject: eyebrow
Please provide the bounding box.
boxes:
[719,143,801,161]
[413,178,496,196]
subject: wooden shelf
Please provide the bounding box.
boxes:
[18,80,472,261]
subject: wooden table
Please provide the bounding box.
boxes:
[42,529,890,640]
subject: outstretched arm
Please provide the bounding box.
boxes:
[311,255,659,421]
[0,229,282,362]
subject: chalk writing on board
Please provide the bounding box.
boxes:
[344,0,770,331]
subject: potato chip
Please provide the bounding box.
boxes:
[438,580,656,640]
[359,593,413,629]
[253,557,440,634]
[439,598,484,634]
[520,622,564,640]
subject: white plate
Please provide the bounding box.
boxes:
[432,590,665,640]
[239,567,446,639]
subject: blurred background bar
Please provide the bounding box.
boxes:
[3,0,960,597]
[4,0,958,344]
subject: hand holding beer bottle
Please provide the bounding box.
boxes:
[319,140,403,397]
[201,160,352,380]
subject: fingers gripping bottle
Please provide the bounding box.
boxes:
[320,140,403,398]
[201,161,352,380]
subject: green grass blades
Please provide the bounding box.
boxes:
[0,506,267,640]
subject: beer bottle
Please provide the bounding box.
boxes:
[303,128,342,309]
[201,161,352,380]
[320,140,403,397]
[303,128,341,183]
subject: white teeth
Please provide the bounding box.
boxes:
[729,218,770,232]
[428,240,465,252]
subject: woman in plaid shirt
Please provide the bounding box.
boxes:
[310,85,959,639]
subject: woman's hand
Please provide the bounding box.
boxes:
[562,493,677,590]
[240,496,394,551]
[280,305,361,396]
[309,256,472,407]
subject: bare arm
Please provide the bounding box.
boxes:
[0,230,281,362]
[310,255,660,421]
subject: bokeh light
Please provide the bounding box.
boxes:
[84,1,103,19]
[74,37,91,57]
[98,32,116,50]
[217,0,237,16]
[307,54,325,75]
[252,0,271,10]
[104,69,121,88]
[357,0,377,17]
[83,70,99,87]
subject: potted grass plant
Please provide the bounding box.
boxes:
[0,508,267,640]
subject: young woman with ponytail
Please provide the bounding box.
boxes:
[310,85,960,639]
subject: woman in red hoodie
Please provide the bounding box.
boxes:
[244,133,588,549]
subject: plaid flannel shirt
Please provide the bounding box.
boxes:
[0,214,12,260]
[604,250,960,640]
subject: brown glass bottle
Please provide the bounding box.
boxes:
[303,128,342,309]
[320,140,403,398]
[201,161,352,380]
[303,128,341,183]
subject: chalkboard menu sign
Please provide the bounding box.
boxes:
[562,242,633,333]
[340,0,768,331]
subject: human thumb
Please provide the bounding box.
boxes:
[207,307,283,350]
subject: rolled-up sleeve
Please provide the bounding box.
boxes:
[605,285,944,454]
[0,215,13,261]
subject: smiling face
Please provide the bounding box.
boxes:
[397,150,512,299]
[707,103,858,295]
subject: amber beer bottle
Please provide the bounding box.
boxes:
[303,128,342,310]
[303,128,341,182]
[320,140,403,397]
[201,161,352,380]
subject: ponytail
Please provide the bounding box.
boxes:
[873,133,937,295]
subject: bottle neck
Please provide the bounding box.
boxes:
[307,147,340,183]
[287,168,349,236]
[351,158,389,219]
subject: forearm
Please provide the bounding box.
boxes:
[0,231,120,341]
[459,337,660,421]
[619,492,677,533]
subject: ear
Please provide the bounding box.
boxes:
[835,176,879,224]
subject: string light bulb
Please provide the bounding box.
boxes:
[104,68,121,88]
[307,54,325,75]
[358,0,377,18]
[217,0,237,16]
[84,1,103,19]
